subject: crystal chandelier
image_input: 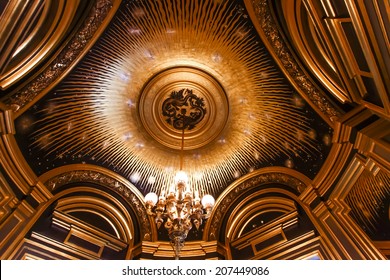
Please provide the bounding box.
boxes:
[144,89,215,259]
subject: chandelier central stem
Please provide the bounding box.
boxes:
[180,128,184,171]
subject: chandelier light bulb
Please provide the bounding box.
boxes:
[145,192,158,206]
[201,194,215,208]
[174,170,189,185]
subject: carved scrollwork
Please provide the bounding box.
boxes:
[4,0,114,111]
[250,0,342,122]
[162,89,206,130]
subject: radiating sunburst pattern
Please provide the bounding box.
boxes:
[31,0,321,196]
[345,169,390,234]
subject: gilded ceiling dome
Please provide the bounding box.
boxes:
[17,0,331,197]
[1,0,389,261]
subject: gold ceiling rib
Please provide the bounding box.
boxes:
[0,0,80,90]
[279,0,350,103]
[245,0,343,125]
[31,0,319,196]
[1,0,120,116]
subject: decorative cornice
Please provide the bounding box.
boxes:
[141,240,219,259]
[44,169,152,241]
[207,172,306,241]
[249,0,342,123]
[4,0,115,112]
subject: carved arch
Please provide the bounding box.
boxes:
[8,164,155,259]
[204,167,311,242]
[55,194,134,242]
[203,167,333,259]
[39,164,154,242]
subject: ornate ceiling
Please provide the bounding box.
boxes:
[1,0,389,260]
[12,0,332,198]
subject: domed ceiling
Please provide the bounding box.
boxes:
[13,0,332,198]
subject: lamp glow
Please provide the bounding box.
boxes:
[144,192,158,206]
[174,170,189,185]
[201,194,215,208]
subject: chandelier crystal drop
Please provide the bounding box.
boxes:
[144,89,215,260]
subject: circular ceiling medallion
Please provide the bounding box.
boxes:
[139,67,229,150]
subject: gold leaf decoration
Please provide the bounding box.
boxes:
[32,0,319,196]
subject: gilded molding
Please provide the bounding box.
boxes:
[0,110,39,192]
[248,0,342,123]
[207,171,307,241]
[0,170,18,224]
[44,169,152,241]
[141,240,218,259]
[11,232,93,260]
[3,0,115,113]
